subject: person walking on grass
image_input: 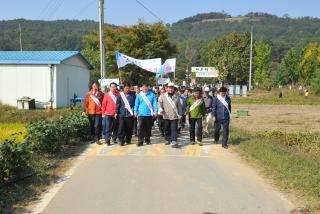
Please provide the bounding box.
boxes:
[212,86,232,149]
[82,81,104,143]
[102,82,119,146]
[158,83,183,147]
[134,83,158,146]
[116,84,136,146]
[186,87,206,146]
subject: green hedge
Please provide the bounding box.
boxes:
[0,140,33,184]
[0,112,90,184]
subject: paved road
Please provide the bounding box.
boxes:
[38,129,295,214]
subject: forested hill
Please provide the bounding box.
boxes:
[0,19,99,51]
[169,12,320,62]
[170,12,320,43]
[2,12,320,57]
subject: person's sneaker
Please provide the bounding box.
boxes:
[214,140,219,144]
[136,142,143,147]
[119,142,125,146]
[165,141,170,145]
[106,140,111,146]
[97,138,104,145]
[126,141,131,145]
[196,140,203,146]
[171,141,179,148]
[222,145,229,149]
[191,141,196,145]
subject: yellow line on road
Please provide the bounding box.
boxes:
[145,144,166,156]
[87,144,100,156]
[105,144,136,156]
[183,144,201,157]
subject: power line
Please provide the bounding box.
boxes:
[135,0,163,22]
[36,0,56,20]
[46,0,66,20]
[72,0,97,19]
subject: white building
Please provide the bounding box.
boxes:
[0,51,93,108]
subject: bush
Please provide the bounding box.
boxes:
[311,69,320,95]
[0,140,33,184]
[27,112,90,153]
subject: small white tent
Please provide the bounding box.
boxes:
[0,51,93,108]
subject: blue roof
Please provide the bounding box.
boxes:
[0,51,93,69]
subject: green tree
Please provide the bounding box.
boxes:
[277,48,301,86]
[253,40,272,87]
[82,22,176,84]
[311,69,320,94]
[300,42,320,85]
[201,32,251,85]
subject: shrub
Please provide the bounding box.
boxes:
[0,140,33,184]
[27,112,90,153]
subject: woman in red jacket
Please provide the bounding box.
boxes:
[82,81,104,143]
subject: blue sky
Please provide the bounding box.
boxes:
[1,0,319,25]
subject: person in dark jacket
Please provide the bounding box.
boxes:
[116,84,136,146]
[212,87,232,149]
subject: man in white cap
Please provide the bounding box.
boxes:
[203,86,214,137]
[158,82,182,147]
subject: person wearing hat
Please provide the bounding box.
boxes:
[203,86,214,137]
[186,87,206,146]
[116,84,136,146]
[134,83,158,146]
[158,82,182,147]
[212,86,232,149]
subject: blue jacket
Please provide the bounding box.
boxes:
[134,90,158,116]
[116,92,136,118]
[180,94,187,114]
[212,96,232,120]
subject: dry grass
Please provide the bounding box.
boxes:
[232,104,320,133]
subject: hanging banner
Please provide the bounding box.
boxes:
[100,78,120,89]
[161,58,176,74]
[195,71,219,78]
[192,67,219,78]
[192,67,218,73]
[156,58,176,77]
[115,51,161,73]
[157,77,171,85]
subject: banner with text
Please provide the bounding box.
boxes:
[192,67,219,78]
[116,51,161,73]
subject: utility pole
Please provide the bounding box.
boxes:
[99,0,106,79]
[19,24,22,51]
[249,25,253,91]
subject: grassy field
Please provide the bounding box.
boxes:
[0,104,73,124]
[233,88,320,105]
[229,129,320,212]
[230,92,320,212]
[232,104,320,133]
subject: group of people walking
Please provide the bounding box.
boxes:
[82,81,232,149]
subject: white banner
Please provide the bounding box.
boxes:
[116,51,161,73]
[100,78,120,88]
[157,77,171,85]
[161,58,176,74]
[192,67,218,73]
[195,71,219,78]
